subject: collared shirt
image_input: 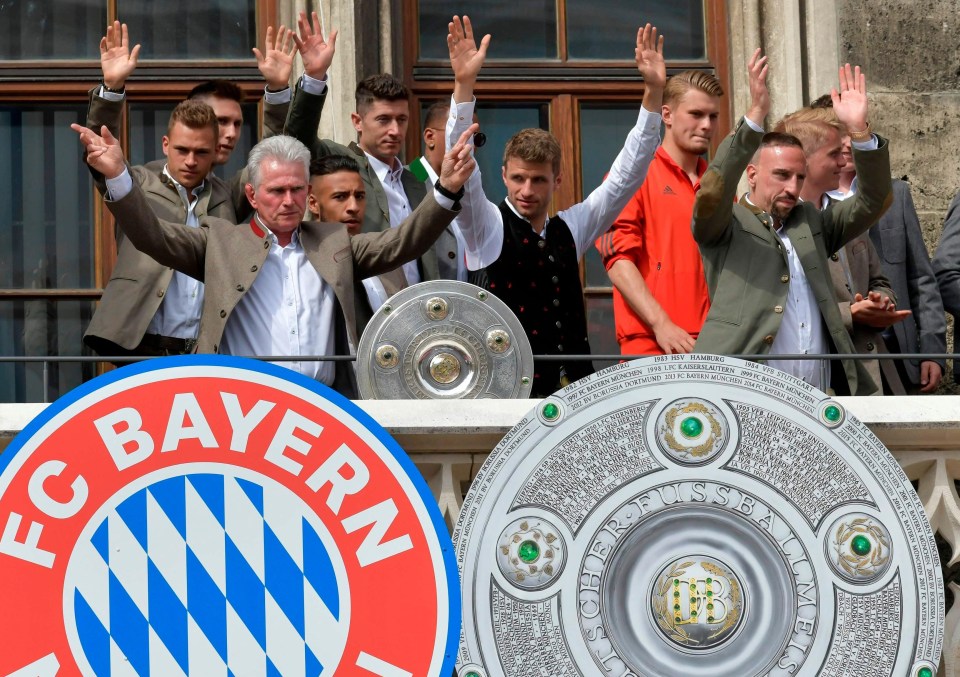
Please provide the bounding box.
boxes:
[414,155,468,282]
[742,194,830,389]
[366,152,420,286]
[142,167,205,339]
[444,95,662,270]
[220,217,337,385]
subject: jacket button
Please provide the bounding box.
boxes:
[537,240,546,249]
[548,255,555,263]
[264,241,269,249]
[763,334,775,345]
[866,341,875,350]
[831,253,840,261]
[552,299,560,307]
[251,265,258,272]
[236,284,245,292]
[555,321,562,328]
[781,274,789,283]
[220,309,227,318]
[447,251,456,259]
[157,289,165,297]
[557,344,563,351]
[552,276,559,284]
[774,305,784,313]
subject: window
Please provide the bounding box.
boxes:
[405,0,730,362]
[0,0,273,402]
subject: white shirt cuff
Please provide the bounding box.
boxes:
[432,188,455,210]
[98,86,125,102]
[263,86,291,104]
[743,116,765,133]
[300,73,329,96]
[852,135,879,151]
[449,95,477,123]
[105,169,134,200]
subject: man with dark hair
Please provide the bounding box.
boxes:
[81,21,299,359]
[777,107,909,395]
[444,16,666,396]
[692,51,893,396]
[596,69,724,356]
[934,196,960,385]
[409,100,452,184]
[72,124,480,397]
[307,155,408,311]
[284,12,460,285]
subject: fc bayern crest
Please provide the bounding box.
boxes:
[0,356,459,676]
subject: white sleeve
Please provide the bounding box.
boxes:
[104,168,134,200]
[444,95,505,270]
[558,106,662,258]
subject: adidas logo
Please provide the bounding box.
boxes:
[663,185,676,195]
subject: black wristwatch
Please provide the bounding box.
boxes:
[101,82,125,95]
[434,179,465,206]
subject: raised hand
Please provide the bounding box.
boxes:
[253,25,297,91]
[634,24,665,89]
[831,64,869,134]
[746,48,770,125]
[448,15,490,86]
[70,123,127,179]
[439,123,480,192]
[293,11,338,80]
[100,21,140,90]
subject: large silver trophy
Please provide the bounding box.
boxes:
[454,355,943,676]
[357,281,533,399]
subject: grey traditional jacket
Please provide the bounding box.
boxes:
[692,118,893,395]
[82,87,287,355]
[828,232,903,394]
[102,179,459,395]
[284,81,460,282]
[932,189,960,380]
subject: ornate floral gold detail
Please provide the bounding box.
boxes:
[833,517,890,578]
[663,402,723,458]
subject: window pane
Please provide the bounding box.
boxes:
[0,105,95,290]
[475,103,549,203]
[578,103,648,288]
[121,0,256,60]
[0,1,105,60]
[0,300,97,403]
[128,102,258,182]
[586,295,618,371]
[566,0,706,61]
[418,0,558,60]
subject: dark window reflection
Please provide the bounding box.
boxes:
[418,0,558,60]
[586,294,618,370]
[579,104,649,289]
[566,0,706,61]
[121,0,256,60]
[0,300,97,403]
[0,105,95,290]
[0,0,105,60]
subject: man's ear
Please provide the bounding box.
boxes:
[307,192,320,219]
[661,103,673,128]
[244,183,257,210]
[351,112,362,136]
[161,135,170,158]
[424,127,437,149]
[745,164,758,190]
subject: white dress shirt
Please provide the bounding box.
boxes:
[444,96,662,270]
[220,218,337,385]
[416,156,468,282]
[366,152,420,286]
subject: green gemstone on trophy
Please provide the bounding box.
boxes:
[465,672,481,677]
[917,668,933,677]
[850,534,872,556]
[674,603,680,611]
[707,590,713,597]
[674,590,680,598]
[706,577,712,584]
[674,579,680,587]
[680,416,704,438]
[518,539,541,563]
[824,404,842,422]
[542,402,560,420]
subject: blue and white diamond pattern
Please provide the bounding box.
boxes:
[65,471,349,676]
